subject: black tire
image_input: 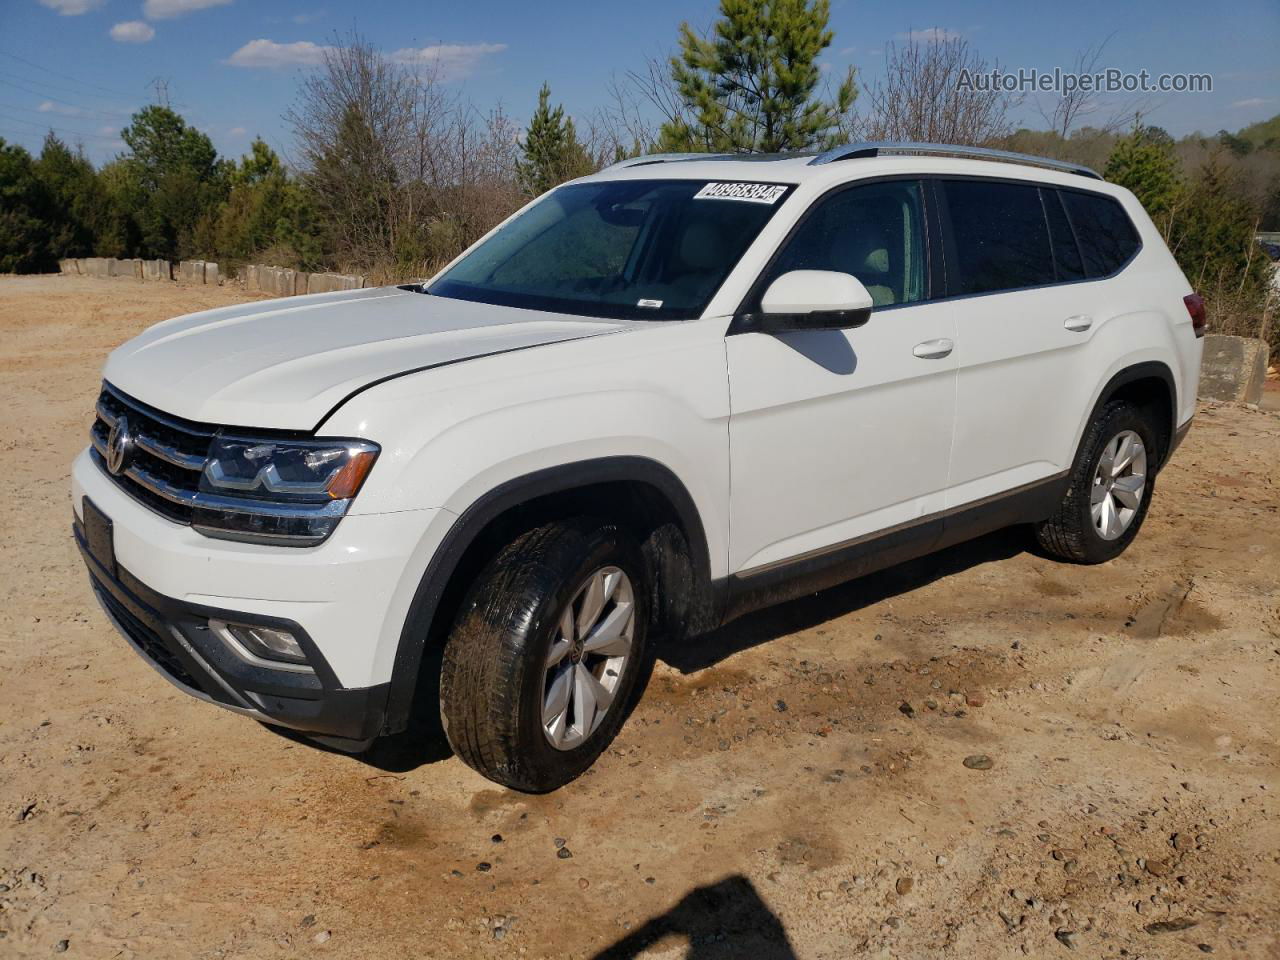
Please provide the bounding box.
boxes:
[439,518,649,792]
[1036,399,1159,564]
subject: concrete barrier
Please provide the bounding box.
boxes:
[307,273,337,294]
[1200,334,1269,405]
[108,258,141,278]
[233,263,369,297]
[306,272,365,293]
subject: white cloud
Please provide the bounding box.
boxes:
[388,42,507,81]
[900,27,963,43]
[110,21,156,43]
[226,39,506,80]
[226,38,331,68]
[41,99,133,119]
[40,100,84,116]
[228,126,247,136]
[143,0,232,20]
[292,10,324,24]
[1230,97,1271,108]
[97,124,119,136]
[38,0,104,14]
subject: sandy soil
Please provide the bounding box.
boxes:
[1,274,1278,960]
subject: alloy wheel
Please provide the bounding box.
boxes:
[1091,429,1147,541]
[541,566,635,750]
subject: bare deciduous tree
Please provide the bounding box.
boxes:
[850,37,1019,146]
[1035,35,1153,139]
[285,31,527,278]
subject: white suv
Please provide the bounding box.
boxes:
[73,143,1205,791]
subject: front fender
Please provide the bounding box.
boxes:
[319,318,732,733]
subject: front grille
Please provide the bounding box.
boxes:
[90,384,213,525]
[93,581,203,691]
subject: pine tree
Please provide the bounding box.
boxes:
[659,0,856,153]
[1105,124,1182,237]
[0,138,54,273]
[1170,155,1266,293]
[119,105,230,258]
[32,134,103,259]
[516,83,593,197]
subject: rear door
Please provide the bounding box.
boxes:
[934,177,1105,508]
[725,178,958,575]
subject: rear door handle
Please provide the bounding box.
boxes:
[913,338,954,359]
[1064,315,1093,332]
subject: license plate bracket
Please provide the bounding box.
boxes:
[82,497,116,578]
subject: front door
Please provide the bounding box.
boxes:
[726,179,957,576]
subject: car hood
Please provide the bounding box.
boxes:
[103,286,631,431]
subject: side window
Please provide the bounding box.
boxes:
[1060,190,1141,278]
[765,180,927,307]
[941,179,1056,295]
[1043,189,1086,282]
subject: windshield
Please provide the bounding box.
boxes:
[428,179,794,320]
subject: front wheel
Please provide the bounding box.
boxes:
[1036,399,1158,564]
[439,518,649,792]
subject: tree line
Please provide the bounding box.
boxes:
[1,0,1276,348]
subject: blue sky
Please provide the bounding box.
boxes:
[1,0,1276,166]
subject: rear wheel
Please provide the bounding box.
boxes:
[1036,400,1158,564]
[439,518,648,792]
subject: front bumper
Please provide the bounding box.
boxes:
[75,512,389,747]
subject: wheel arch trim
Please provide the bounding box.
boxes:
[381,455,713,733]
[1082,360,1179,468]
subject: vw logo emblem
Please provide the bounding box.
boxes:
[105,415,134,476]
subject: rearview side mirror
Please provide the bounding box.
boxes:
[737,270,874,334]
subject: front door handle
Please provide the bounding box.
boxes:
[1064,315,1093,332]
[913,338,954,359]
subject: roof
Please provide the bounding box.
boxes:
[581,142,1110,193]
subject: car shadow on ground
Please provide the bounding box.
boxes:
[660,526,1030,675]
[265,646,454,772]
[592,874,797,959]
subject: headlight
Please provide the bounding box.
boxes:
[193,436,379,546]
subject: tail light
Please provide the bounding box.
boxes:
[1184,293,1207,338]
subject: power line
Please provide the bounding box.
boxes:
[0,75,136,117]
[0,111,125,144]
[0,48,140,100]
[0,65,186,111]
[0,68,132,106]
[0,92,131,124]
[0,101,124,132]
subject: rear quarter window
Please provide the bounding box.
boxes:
[1060,190,1141,278]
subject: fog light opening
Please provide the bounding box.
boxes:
[209,618,314,673]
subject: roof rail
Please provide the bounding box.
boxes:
[808,141,1102,180]
[603,152,732,171]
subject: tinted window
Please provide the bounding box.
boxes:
[765,180,927,307]
[1060,190,1140,277]
[942,180,1056,295]
[1043,189,1085,282]
[431,180,791,321]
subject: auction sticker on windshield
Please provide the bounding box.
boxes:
[694,182,788,204]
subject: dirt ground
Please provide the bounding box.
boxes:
[2,274,1278,960]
